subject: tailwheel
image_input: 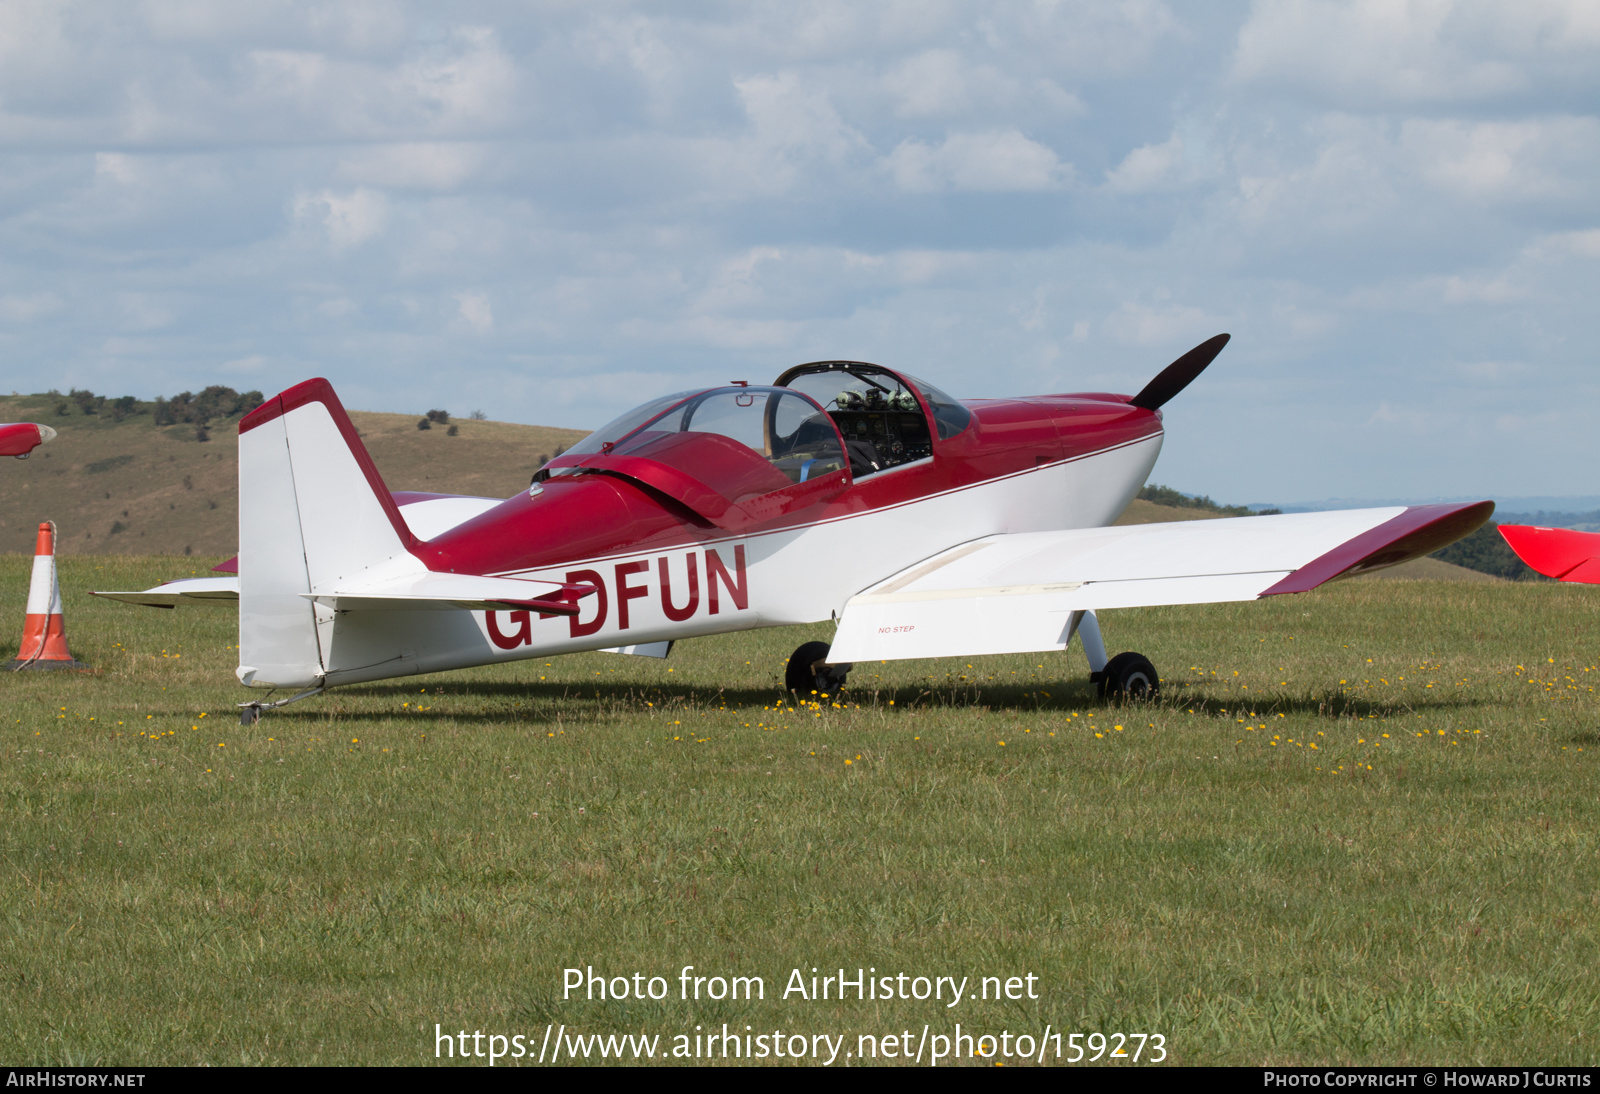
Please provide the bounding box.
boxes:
[239,704,262,726]
[785,640,852,697]
[1097,651,1159,701]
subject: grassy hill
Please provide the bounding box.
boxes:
[1135,482,1280,517]
[0,390,587,557]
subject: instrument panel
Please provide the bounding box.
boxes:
[831,409,932,468]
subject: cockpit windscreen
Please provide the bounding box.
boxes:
[551,386,845,487]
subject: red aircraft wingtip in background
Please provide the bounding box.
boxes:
[0,422,56,459]
[1499,525,1600,584]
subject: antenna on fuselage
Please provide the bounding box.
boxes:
[1129,333,1231,411]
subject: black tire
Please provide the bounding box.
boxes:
[239,705,262,726]
[1098,651,1159,701]
[785,640,851,697]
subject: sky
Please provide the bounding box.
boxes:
[1,1,1596,505]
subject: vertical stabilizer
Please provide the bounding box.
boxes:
[236,380,420,689]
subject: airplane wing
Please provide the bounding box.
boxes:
[1499,525,1600,584]
[92,576,241,608]
[830,502,1492,662]
[93,572,593,614]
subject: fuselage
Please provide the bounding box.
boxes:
[316,381,1165,686]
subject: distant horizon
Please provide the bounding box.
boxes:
[1247,495,1600,517]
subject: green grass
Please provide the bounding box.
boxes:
[3,555,1599,1066]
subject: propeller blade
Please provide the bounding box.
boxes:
[1130,333,1230,411]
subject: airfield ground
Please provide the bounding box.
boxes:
[3,555,1598,1066]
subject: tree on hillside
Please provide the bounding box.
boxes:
[1137,483,1266,517]
[154,386,265,426]
[71,388,103,415]
[1429,523,1539,580]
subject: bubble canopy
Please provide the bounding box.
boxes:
[547,364,968,497]
[554,386,847,486]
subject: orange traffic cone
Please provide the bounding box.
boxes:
[8,522,89,671]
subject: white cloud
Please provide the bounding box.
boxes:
[453,291,493,333]
[1401,116,1600,203]
[1368,399,1443,434]
[1102,302,1218,348]
[888,130,1073,192]
[336,142,484,190]
[881,49,1082,121]
[94,153,140,184]
[729,72,870,190]
[242,26,515,141]
[1455,359,1530,383]
[220,353,269,374]
[294,187,388,248]
[117,293,175,330]
[1529,229,1600,259]
[1232,0,1600,107]
[1104,133,1185,192]
[399,27,516,130]
[1441,274,1524,303]
[0,293,62,323]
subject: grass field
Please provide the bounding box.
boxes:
[3,555,1599,1066]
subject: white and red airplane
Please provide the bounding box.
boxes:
[0,422,56,458]
[1498,525,1600,584]
[96,335,1493,724]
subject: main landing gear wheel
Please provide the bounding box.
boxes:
[786,640,851,697]
[1096,652,1159,701]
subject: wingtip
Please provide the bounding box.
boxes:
[1498,523,1600,581]
[1262,500,1496,595]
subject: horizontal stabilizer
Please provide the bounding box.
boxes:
[301,572,594,615]
[1499,525,1600,584]
[831,501,1492,662]
[92,577,240,608]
